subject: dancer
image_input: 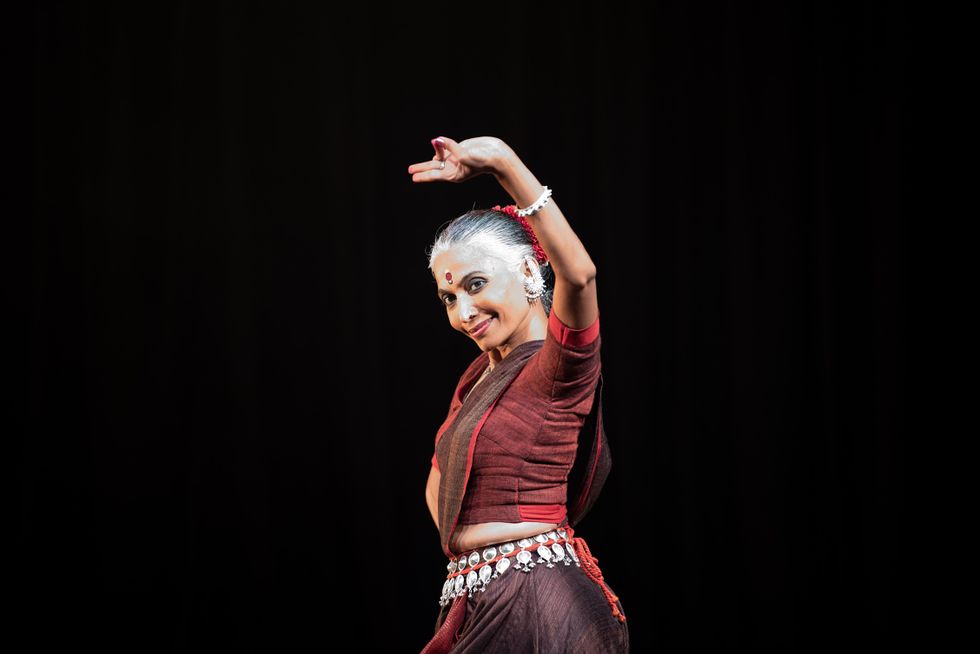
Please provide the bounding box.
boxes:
[409,136,629,653]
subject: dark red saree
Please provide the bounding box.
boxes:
[421,339,628,653]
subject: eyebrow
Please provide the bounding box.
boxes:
[437,270,486,298]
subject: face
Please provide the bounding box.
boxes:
[433,244,538,355]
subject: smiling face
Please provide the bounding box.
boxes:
[433,242,546,360]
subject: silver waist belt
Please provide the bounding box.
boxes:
[438,526,581,606]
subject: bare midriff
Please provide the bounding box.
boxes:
[426,465,560,554]
[451,521,561,553]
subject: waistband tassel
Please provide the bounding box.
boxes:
[564,526,627,624]
[420,593,467,654]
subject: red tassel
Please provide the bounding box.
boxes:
[420,594,467,654]
[564,527,627,623]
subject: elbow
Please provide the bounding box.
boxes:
[565,265,597,288]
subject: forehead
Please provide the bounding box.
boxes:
[433,244,502,290]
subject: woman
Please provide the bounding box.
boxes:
[408,136,629,653]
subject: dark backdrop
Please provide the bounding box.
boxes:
[22,2,906,652]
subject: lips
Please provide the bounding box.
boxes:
[469,318,493,336]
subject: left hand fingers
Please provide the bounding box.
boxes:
[407,157,450,182]
[408,141,451,181]
[410,172,439,183]
[407,157,448,177]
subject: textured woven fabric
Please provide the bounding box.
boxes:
[432,309,603,532]
[424,307,624,652]
[424,550,630,653]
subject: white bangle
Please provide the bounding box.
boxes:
[516,186,553,218]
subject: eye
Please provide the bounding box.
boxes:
[440,278,486,308]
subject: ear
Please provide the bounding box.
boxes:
[522,254,535,277]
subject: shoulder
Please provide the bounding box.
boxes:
[519,308,601,402]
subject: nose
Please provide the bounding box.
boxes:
[457,294,477,321]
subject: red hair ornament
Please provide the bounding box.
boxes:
[492,204,549,265]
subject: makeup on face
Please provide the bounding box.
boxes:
[435,247,502,307]
[435,247,524,350]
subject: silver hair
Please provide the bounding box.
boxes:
[426,208,554,316]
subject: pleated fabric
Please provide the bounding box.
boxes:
[423,557,629,653]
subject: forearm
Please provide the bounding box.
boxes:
[426,466,440,527]
[492,150,597,285]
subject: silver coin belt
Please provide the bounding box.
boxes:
[439,527,580,606]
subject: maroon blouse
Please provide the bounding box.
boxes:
[431,308,602,526]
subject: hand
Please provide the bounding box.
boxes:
[407,136,512,183]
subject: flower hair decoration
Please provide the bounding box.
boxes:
[491,204,549,265]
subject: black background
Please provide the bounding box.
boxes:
[22,2,906,652]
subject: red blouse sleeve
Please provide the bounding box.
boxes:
[548,307,601,349]
[530,308,602,408]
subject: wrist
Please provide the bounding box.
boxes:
[490,143,523,180]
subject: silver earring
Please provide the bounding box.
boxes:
[523,255,546,302]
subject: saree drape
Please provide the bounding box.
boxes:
[423,339,624,653]
[432,339,612,558]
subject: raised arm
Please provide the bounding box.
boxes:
[490,145,598,330]
[409,135,599,330]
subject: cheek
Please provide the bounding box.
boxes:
[497,284,523,310]
[490,283,517,304]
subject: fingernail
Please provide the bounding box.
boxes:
[433,137,446,146]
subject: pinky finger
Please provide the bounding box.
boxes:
[411,168,444,183]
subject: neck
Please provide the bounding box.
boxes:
[488,305,548,365]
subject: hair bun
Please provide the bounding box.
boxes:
[491,204,549,264]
